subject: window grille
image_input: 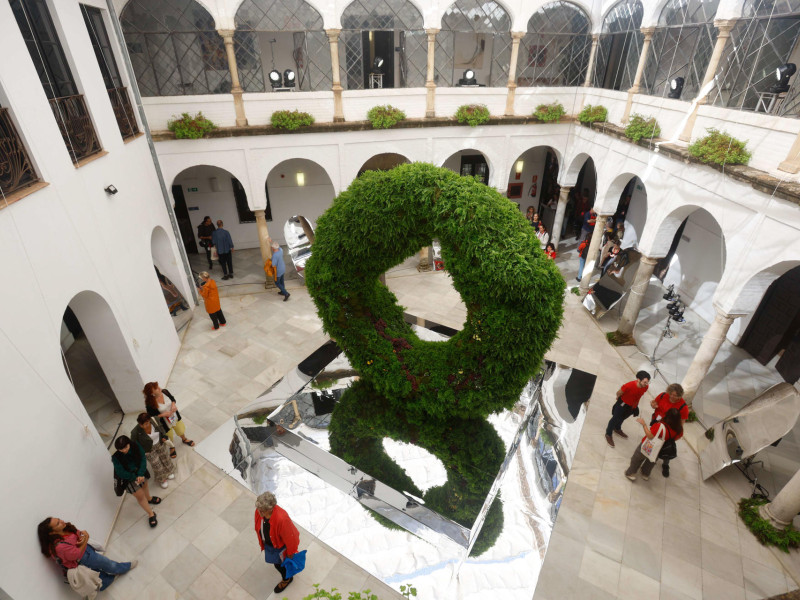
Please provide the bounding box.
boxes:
[0,107,39,196]
[519,1,592,87]
[120,0,231,96]
[593,0,644,91]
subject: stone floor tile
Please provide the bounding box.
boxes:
[224,583,256,600]
[579,547,621,597]
[702,569,746,600]
[742,556,789,600]
[701,538,744,587]
[162,544,212,593]
[187,563,236,600]
[661,553,703,600]
[617,564,661,600]
[622,531,662,581]
[132,574,178,600]
[586,518,626,562]
[192,515,240,561]
[700,509,741,550]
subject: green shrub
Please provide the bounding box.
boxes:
[688,128,751,166]
[739,497,800,552]
[577,104,608,124]
[533,102,565,123]
[455,104,490,127]
[270,109,315,130]
[367,105,406,129]
[167,112,216,139]
[625,113,661,143]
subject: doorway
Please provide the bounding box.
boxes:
[172,184,198,255]
[362,30,394,88]
[601,34,633,90]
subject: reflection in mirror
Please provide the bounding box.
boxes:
[582,248,642,317]
[284,215,315,276]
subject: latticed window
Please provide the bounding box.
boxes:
[235,0,330,92]
[437,0,512,87]
[593,0,644,91]
[120,0,231,96]
[642,0,720,99]
[709,0,800,116]
[519,1,591,87]
[340,0,426,89]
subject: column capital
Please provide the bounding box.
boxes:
[591,33,600,42]
[640,26,656,40]
[511,31,525,41]
[639,255,660,266]
[217,28,234,41]
[712,306,744,325]
[254,209,266,218]
[425,28,440,36]
[714,19,738,37]
[326,28,341,42]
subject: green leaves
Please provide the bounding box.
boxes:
[455,104,490,127]
[577,104,608,124]
[625,113,661,143]
[367,105,407,129]
[270,109,315,130]
[533,102,565,123]
[167,112,216,139]
[739,497,800,552]
[688,128,751,166]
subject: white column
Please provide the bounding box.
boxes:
[583,34,600,88]
[425,28,439,118]
[616,255,659,338]
[218,29,248,126]
[504,32,525,116]
[760,467,800,529]
[681,309,739,403]
[579,214,611,294]
[327,29,345,122]
[551,186,571,249]
[622,27,656,123]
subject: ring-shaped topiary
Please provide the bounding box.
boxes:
[305,163,564,422]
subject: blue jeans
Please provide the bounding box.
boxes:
[275,274,288,296]
[79,545,131,591]
[577,256,586,281]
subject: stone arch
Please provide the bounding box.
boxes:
[727,260,800,315]
[357,153,412,176]
[560,151,594,187]
[151,225,193,305]
[440,149,496,188]
[64,291,143,414]
[265,158,336,245]
[598,174,647,250]
[506,145,561,230]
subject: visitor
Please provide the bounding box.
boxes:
[271,241,290,302]
[650,383,689,477]
[601,243,621,276]
[197,271,227,329]
[544,242,557,260]
[111,436,160,528]
[254,491,300,594]
[197,216,215,270]
[130,412,175,489]
[212,220,235,280]
[536,223,550,248]
[625,408,684,481]
[144,382,194,448]
[525,206,536,226]
[576,238,590,282]
[531,211,542,232]
[604,370,651,447]
[37,518,136,591]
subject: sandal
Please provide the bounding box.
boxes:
[170,449,177,459]
[273,578,293,593]
[182,439,195,447]
[148,514,158,528]
[148,496,162,505]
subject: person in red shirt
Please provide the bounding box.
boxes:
[544,242,557,260]
[254,491,300,594]
[649,383,689,477]
[625,408,683,481]
[605,370,650,448]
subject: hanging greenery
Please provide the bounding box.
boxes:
[271,109,315,130]
[739,497,800,552]
[367,105,407,129]
[625,113,661,143]
[167,112,217,139]
[577,104,608,124]
[688,128,751,166]
[533,102,566,123]
[455,104,491,127]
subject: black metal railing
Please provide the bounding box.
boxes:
[0,107,39,196]
[108,86,139,139]
[49,94,101,164]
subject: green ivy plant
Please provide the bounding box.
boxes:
[455,104,490,127]
[533,102,565,123]
[297,584,378,600]
[688,128,751,166]
[167,112,217,139]
[271,109,315,130]
[577,104,608,124]
[625,113,661,143]
[739,497,800,552]
[400,584,417,599]
[367,105,407,129]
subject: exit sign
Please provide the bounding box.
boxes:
[187,187,198,192]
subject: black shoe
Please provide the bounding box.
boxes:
[662,464,670,478]
[222,274,230,280]
[614,429,629,439]
[283,293,290,302]
[605,434,615,448]
[274,578,293,594]
[229,273,234,278]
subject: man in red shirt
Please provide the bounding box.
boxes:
[649,383,689,477]
[605,371,651,448]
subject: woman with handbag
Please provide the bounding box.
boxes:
[37,517,137,591]
[112,435,160,528]
[624,408,683,482]
[131,413,175,489]
[143,381,195,448]
[254,491,301,594]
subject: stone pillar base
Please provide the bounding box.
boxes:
[759,502,793,530]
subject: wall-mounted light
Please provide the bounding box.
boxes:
[668,77,684,99]
[514,160,524,180]
[104,184,118,195]
[296,171,305,186]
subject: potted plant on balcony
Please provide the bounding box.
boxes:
[167,112,217,139]
[367,105,407,129]
[688,128,751,166]
[577,104,608,126]
[624,113,661,143]
[455,104,490,127]
[270,109,315,131]
[533,102,565,123]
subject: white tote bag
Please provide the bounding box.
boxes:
[640,423,666,462]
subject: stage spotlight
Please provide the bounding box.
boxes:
[662,284,676,301]
[269,70,282,89]
[769,63,796,94]
[668,77,684,99]
[458,69,477,86]
[283,69,296,88]
[372,57,384,73]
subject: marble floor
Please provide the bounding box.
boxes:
[98,248,800,600]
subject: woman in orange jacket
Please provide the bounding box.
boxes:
[254,491,300,593]
[197,271,226,330]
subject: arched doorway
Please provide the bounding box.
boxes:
[506,146,560,233]
[610,175,647,249]
[565,156,596,241]
[357,153,411,176]
[441,149,491,184]
[152,226,192,330]
[266,158,336,245]
[594,0,644,90]
[61,291,143,444]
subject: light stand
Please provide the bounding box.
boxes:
[636,289,686,380]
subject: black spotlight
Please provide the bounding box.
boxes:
[283,69,296,88]
[668,76,684,99]
[458,69,477,86]
[769,63,796,93]
[662,284,676,301]
[269,69,281,89]
[372,56,384,73]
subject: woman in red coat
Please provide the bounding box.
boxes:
[254,491,300,593]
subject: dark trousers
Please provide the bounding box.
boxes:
[209,309,226,329]
[273,562,288,580]
[218,252,233,275]
[606,399,634,436]
[204,246,213,267]
[275,274,288,296]
[626,446,656,477]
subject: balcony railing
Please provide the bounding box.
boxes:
[108,86,139,139]
[0,107,39,197]
[49,95,101,164]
